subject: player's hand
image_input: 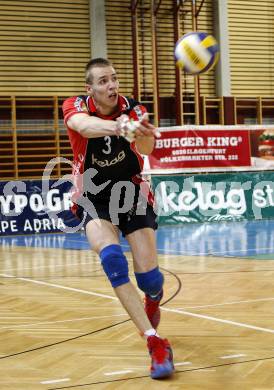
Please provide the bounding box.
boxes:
[115,114,133,139]
[134,113,161,139]
[116,113,161,141]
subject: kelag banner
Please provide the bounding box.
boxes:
[1,172,274,235]
[152,171,274,225]
[0,179,78,236]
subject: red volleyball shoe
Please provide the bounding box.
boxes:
[144,290,163,329]
[147,335,174,379]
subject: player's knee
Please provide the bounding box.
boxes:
[135,267,164,295]
[100,244,130,288]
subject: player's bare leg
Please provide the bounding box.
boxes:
[86,219,174,379]
[127,228,164,329]
[86,219,154,333]
[114,282,153,333]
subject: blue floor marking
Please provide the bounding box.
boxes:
[156,219,274,258]
[0,219,273,259]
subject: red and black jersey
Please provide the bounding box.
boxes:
[62,95,154,215]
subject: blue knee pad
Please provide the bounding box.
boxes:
[100,244,130,288]
[135,267,164,296]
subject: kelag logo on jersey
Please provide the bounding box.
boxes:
[91,151,126,167]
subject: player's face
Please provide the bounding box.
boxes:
[86,66,119,114]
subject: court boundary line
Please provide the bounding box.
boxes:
[1,272,274,334]
[162,307,274,334]
[48,355,274,389]
[180,296,274,310]
[0,273,118,301]
[1,261,99,273]
[0,314,128,330]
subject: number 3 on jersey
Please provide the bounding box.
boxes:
[102,136,111,154]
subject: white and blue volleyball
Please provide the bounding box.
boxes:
[175,32,219,74]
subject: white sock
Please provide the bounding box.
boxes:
[144,328,160,338]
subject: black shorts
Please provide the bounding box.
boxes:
[79,201,158,237]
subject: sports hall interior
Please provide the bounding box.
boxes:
[0,1,274,389]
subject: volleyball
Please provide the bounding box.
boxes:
[175,31,219,75]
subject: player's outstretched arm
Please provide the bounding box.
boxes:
[133,113,160,155]
[67,113,121,138]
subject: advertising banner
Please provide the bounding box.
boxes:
[1,173,274,235]
[143,125,274,173]
[152,171,274,225]
[149,129,251,169]
[0,179,78,236]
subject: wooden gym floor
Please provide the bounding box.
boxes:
[0,220,273,389]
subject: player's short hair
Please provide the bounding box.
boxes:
[85,58,113,83]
